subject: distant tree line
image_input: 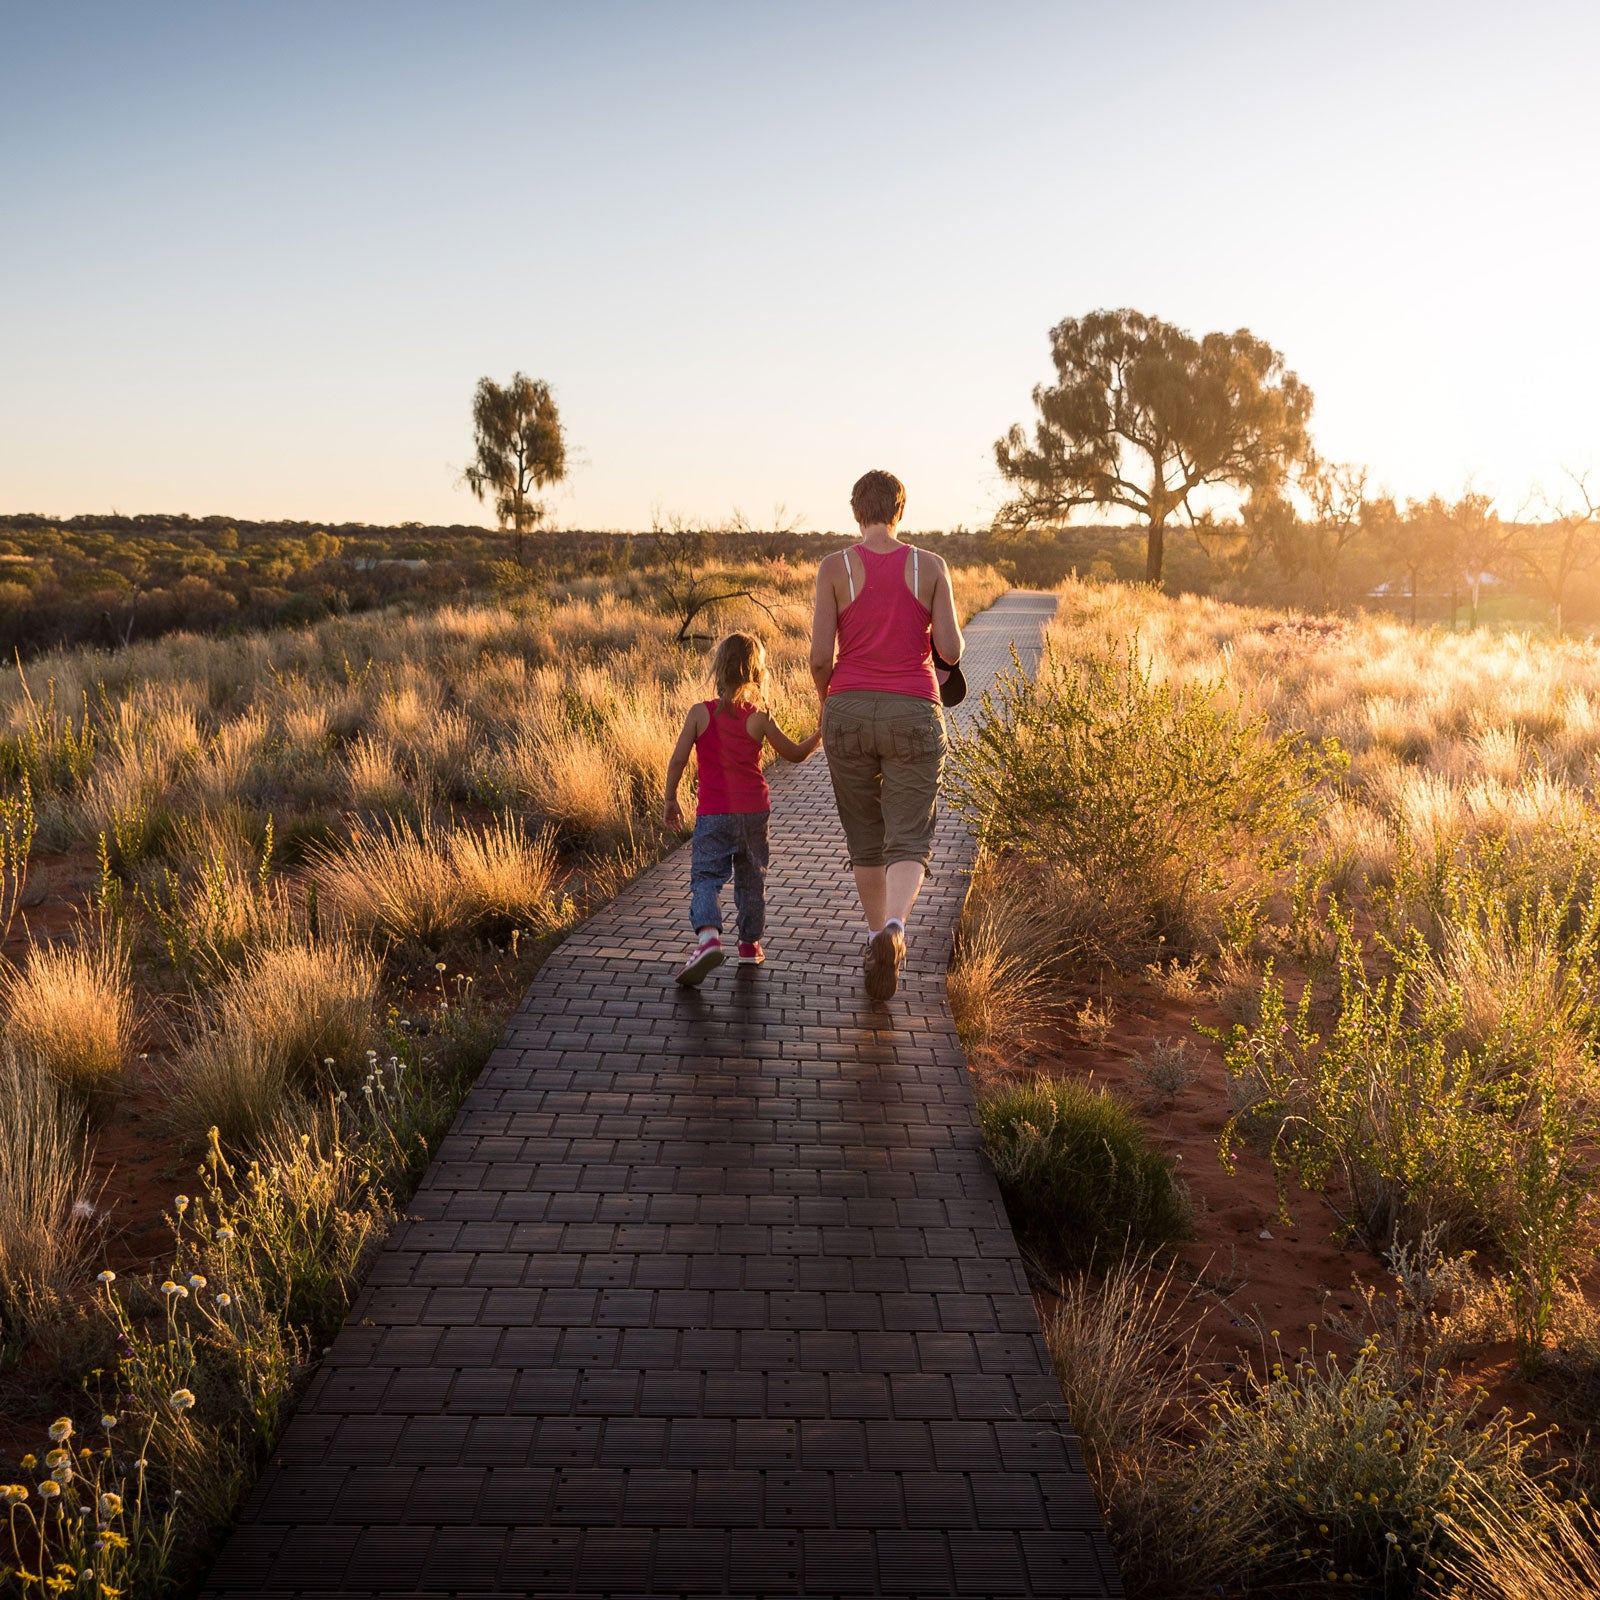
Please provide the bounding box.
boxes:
[0,513,1073,659]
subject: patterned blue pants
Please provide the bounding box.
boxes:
[689,811,770,942]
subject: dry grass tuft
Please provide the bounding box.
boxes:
[1436,1501,1600,1599]
[947,855,1068,1056]
[1,937,135,1113]
[0,1045,96,1338]
[445,817,563,937]
[171,940,380,1144]
[1041,1257,1191,1474]
[309,817,562,949]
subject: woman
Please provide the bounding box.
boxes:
[810,469,964,1000]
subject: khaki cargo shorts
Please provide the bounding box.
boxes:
[821,690,948,871]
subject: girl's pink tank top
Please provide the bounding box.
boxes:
[829,544,940,702]
[694,701,770,814]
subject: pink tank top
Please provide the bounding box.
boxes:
[694,701,770,814]
[828,544,940,702]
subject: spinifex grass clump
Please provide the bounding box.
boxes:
[0,1048,95,1346]
[1,937,135,1117]
[946,850,1069,1057]
[947,637,1343,961]
[978,1076,1189,1272]
[171,939,382,1145]
[308,816,565,950]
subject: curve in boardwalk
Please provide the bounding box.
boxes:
[204,590,1120,1599]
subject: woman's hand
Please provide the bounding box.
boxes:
[663,795,685,830]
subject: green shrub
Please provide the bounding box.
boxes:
[978,1075,1189,1270]
[1169,1337,1557,1597]
[1218,904,1600,1370]
[1054,1259,1569,1599]
[947,637,1343,958]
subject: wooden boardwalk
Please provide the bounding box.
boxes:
[203,590,1120,1599]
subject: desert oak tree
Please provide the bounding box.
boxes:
[464,373,567,564]
[995,309,1313,582]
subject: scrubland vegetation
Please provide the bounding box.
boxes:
[0,514,1047,659]
[0,546,1001,1595]
[951,577,1600,1596]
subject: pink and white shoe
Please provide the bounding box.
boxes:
[674,933,724,986]
[737,942,765,965]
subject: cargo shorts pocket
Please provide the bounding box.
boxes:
[889,720,932,761]
[822,708,868,759]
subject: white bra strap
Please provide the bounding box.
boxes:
[845,546,858,602]
[912,546,919,596]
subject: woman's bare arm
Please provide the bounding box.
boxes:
[929,553,963,663]
[809,554,841,703]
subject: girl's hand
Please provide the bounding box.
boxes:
[664,797,685,830]
[800,730,822,758]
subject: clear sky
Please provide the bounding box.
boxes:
[2,1,1596,532]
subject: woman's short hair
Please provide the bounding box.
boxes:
[712,631,767,704]
[851,469,906,528]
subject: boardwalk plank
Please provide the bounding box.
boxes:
[206,591,1120,1598]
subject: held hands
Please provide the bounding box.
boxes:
[799,730,822,758]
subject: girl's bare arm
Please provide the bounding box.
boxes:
[749,709,821,762]
[663,705,706,827]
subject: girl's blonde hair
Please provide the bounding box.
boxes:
[712,631,767,707]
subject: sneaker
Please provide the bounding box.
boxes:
[674,935,724,987]
[864,923,905,1001]
[737,942,765,965]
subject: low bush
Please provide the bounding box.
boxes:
[1132,1037,1196,1104]
[1218,906,1600,1371]
[1172,1337,1557,1596]
[1046,1261,1572,1600]
[947,637,1343,959]
[978,1075,1189,1271]
[1,937,135,1115]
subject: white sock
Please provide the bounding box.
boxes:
[885,917,905,932]
[696,927,719,944]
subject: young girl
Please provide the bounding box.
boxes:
[663,631,820,985]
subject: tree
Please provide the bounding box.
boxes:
[1440,488,1511,627]
[1394,496,1456,626]
[994,308,1313,583]
[464,373,567,565]
[1515,471,1599,634]
[1239,457,1368,607]
[647,514,782,644]
[1300,457,1370,609]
